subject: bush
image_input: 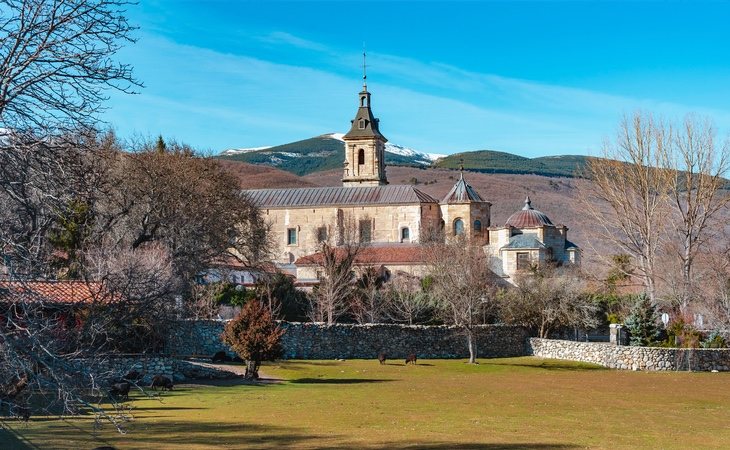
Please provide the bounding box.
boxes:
[701,331,727,349]
[221,300,285,379]
[624,295,661,347]
[664,316,701,348]
[215,283,252,307]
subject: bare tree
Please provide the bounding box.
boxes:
[581,112,673,303]
[0,0,140,133]
[499,265,598,339]
[308,216,365,324]
[426,236,498,363]
[383,274,433,325]
[350,266,388,324]
[664,115,730,310]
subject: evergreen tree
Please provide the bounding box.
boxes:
[624,295,661,346]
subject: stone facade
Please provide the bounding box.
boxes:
[168,320,529,360]
[527,338,730,371]
[486,198,580,282]
[262,203,441,265]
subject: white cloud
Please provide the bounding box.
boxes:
[105,32,730,157]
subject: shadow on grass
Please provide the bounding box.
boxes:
[0,422,41,450]
[487,359,606,371]
[7,420,328,449]
[289,378,392,384]
[370,444,578,449]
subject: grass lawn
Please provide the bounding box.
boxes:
[2,357,730,449]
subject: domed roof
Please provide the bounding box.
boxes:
[505,197,553,228]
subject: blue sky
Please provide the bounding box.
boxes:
[104,1,730,157]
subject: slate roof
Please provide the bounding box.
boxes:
[295,244,427,266]
[343,88,387,141]
[442,171,488,204]
[500,234,547,250]
[505,196,554,228]
[244,185,439,208]
[565,240,580,250]
[0,280,106,304]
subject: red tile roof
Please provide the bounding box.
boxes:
[295,245,428,266]
[0,281,106,304]
[505,196,554,228]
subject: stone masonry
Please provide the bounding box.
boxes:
[528,338,730,371]
[168,320,529,360]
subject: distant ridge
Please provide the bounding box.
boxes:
[219,134,590,178]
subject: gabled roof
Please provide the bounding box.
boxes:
[500,234,547,250]
[565,240,581,251]
[244,185,439,208]
[442,171,487,204]
[295,244,427,266]
[505,197,554,228]
[0,280,106,304]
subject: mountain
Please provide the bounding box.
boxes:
[432,150,591,178]
[218,133,445,176]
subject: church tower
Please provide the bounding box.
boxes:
[342,54,388,186]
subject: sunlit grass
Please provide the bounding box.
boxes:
[2,357,729,449]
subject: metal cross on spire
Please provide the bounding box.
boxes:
[362,45,367,89]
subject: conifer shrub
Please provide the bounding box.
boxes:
[624,295,661,346]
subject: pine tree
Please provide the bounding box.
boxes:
[624,294,661,346]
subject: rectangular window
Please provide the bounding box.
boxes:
[516,252,530,271]
[359,220,372,243]
[317,226,327,243]
[287,228,297,246]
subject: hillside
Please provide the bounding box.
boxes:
[219,134,442,176]
[433,150,591,178]
[218,160,316,189]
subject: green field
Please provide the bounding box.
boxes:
[2,357,729,449]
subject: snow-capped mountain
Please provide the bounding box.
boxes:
[218,133,446,175]
[221,145,272,156]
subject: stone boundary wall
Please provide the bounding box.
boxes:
[528,338,730,371]
[168,320,530,360]
[280,323,529,359]
[92,355,238,383]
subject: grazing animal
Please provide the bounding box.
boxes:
[109,382,131,400]
[13,405,30,422]
[150,375,173,391]
[405,353,417,365]
[123,370,143,382]
[212,351,232,363]
[377,353,386,365]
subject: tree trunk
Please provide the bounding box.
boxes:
[466,328,477,364]
[244,360,259,380]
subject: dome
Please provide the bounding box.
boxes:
[505,196,553,228]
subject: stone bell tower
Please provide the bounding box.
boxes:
[342,53,388,187]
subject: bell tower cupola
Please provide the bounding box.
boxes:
[342,52,388,186]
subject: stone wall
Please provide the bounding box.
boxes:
[92,355,238,383]
[527,338,730,371]
[168,320,529,360]
[280,323,528,359]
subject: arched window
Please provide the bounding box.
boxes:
[474,220,482,233]
[358,148,365,165]
[453,218,464,236]
[358,118,366,129]
[401,227,410,242]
